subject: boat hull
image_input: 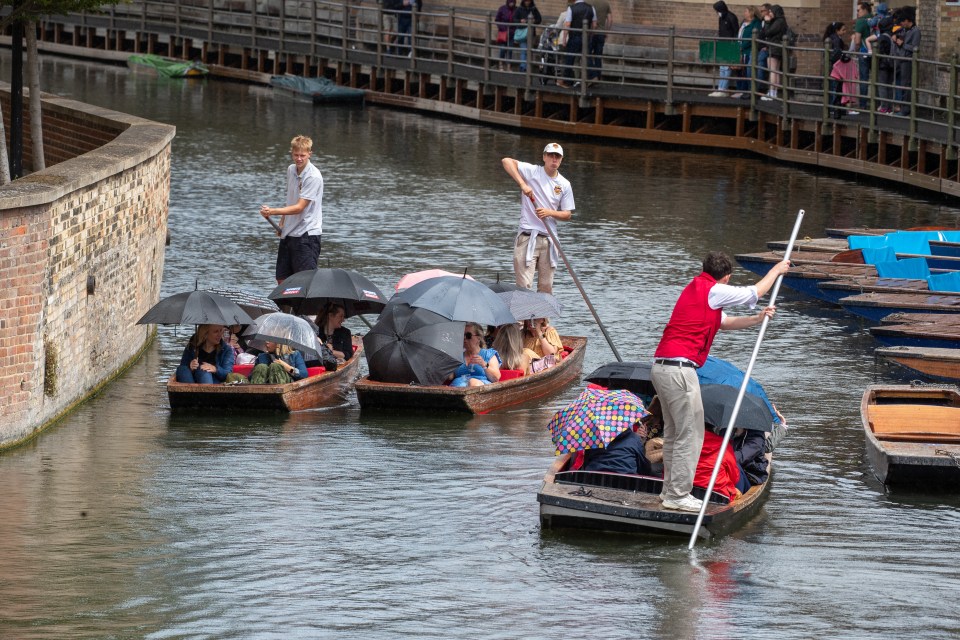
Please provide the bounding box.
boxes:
[875,347,960,382]
[355,336,586,414]
[167,346,363,411]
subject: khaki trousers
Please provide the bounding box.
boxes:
[513,233,555,294]
[650,362,704,501]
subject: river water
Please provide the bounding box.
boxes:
[2,54,959,638]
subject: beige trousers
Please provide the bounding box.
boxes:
[513,233,555,294]
[650,362,704,501]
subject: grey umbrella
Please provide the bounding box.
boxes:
[363,302,464,385]
[392,276,516,326]
[206,287,280,320]
[496,289,563,321]
[137,290,254,326]
[243,312,320,358]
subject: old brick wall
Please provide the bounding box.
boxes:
[0,89,175,448]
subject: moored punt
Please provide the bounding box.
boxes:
[870,319,960,349]
[167,346,363,411]
[767,237,850,253]
[875,346,960,382]
[354,336,586,414]
[537,451,771,540]
[825,227,897,238]
[780,265,880,302]
[817,277,933,305]
[881,312,960,325]
[735,248,868,279]
[269,75,365,104]
[860,385,960,488]
[838,292,960,322]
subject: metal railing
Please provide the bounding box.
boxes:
[37,0,960,147]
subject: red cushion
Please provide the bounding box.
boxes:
[499,369,524,381]
[306,366,326,377]
[586,382,608,391]
[232,363,255,376]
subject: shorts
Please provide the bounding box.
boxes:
[276,234,321,282]
[382,12,398,34]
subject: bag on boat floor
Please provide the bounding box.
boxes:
[530,354,557,374]
[224,373,248,385]
[319,343,339,372]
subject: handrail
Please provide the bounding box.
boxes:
[21,0,960,147]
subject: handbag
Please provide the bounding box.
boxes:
[496,30,508,45]
[530,354,556,374]
[513,27,528,43]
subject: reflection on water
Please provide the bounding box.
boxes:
[0,52,959,638]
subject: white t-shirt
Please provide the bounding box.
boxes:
[282,160,323,238]
[709,282,759,323]
[516,161,574,235]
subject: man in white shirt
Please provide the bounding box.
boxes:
[501,143,575,294]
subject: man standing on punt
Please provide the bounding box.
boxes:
[501,143,574,294]
[651,252,789,512]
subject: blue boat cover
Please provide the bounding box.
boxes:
[927,271,960,293]
[847,235,889,250]
[886,232,932,255]
[860,246,896,265]
[942,230,960,243]
[874,258,930,280]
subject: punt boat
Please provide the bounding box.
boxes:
[838,292,960,322]
[875,346,960,383]
[269,75,365,104]
[537,449,772,540]
[128,54,209,78]
[817,277,933,305]
[354,336,586,414]
[861,384,960,487]
[870,318,960,349]
[167,345,363,411]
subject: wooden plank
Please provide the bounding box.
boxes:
[867,405,960,435]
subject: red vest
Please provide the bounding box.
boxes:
[654,272,722,367]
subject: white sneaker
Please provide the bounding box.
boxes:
[662,494,704,512]
[760,95,773,101]
[731,92,744,99]
[847,110,860,115]
[708,90,726,97]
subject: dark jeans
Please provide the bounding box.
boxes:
[176,365,214,384]
[564,34,583,80]
[588,34,605,80]
[276,234,321,282]
[858,54,870,108]
[397,13,412,53]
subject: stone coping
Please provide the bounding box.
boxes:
[0,83,176,210]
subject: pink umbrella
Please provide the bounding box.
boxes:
[395,269,474,292]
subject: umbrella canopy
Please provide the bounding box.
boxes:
[395,269,474,293]
[496,289,563,321]
[392,276,516,326]
[583,361,656,398]
[700,384,774,433]
[243,312,319,358]
[137,290,254,326]
[268,268,387,317]
[697,356,779,424]
[483,280,524,293]
[205,287,279,320]
[547,388,650,455]
[363,302,464,385]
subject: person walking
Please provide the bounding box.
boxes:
[556,0,596,88]
[260,135,324,285]
[708,1,740,97]
[501,143,574,294]
[587,0,613,80]
[650,252,789,512]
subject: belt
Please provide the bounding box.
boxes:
[654,358,698,369]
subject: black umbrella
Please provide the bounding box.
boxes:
[269,268,387,317]
[392,276,515,326]
[700,384,774,433]
[137,291,254,326]
[584,361,656,398]
[497,289,563,321]
[363,302,464,385]
[206,287,279,320]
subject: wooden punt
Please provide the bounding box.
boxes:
[735,248,869,279]
[767,237,850,253]
[537,450,772,540]
[881,312,960,325]
[875,346,960,382]
[861,385,960,487]
[817,277,934,305]
[354,336,586,414]
[824,227,897,238]
[779,264,879,302]
[838,292,960,322]
[167,346,363,411]
[870,320,960,349]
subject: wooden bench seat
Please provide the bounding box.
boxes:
[867,404,960,441]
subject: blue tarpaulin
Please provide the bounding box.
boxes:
[848,235,889,250]
[861,247,896,265]
[927,271,960,293]
[875,258,930,280]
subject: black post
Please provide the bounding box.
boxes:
[10,8,24,179]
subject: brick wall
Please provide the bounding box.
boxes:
[0,88,175,448]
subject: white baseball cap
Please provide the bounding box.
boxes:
[543,143,564,156]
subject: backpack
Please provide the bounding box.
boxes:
[877,33,894,70]
[783,26,798,47]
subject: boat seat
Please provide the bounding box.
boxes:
[306,366,326,377]
[232,363,255,377]
[499,369,524,381]
[867,405,960,439]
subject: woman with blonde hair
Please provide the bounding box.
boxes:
[250,340,308,384]
[492,323,539,374]
[175,324,235,384]
[449,322,502,387]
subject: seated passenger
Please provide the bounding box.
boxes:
[250,340,308,384]
[175,324,235,384]
[317,303,353,361]
[693,423,743,501]
[522,317,563,358]
[582,427,653,475]
[449,322,501,387]
[492,322,539,375]
[733,427,768,489]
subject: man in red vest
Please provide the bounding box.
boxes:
[651,252,789,512]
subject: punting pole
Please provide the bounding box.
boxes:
[264,214,282,235]
[687,209,804,549]
[528,194,623,362]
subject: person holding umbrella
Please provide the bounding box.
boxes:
[260,135,324,285]
[501,143,575,294]
[175,324,236,384]
[651,251,789,513]
[317,303,353,362]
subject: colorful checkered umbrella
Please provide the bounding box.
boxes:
[547,388,650,455]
